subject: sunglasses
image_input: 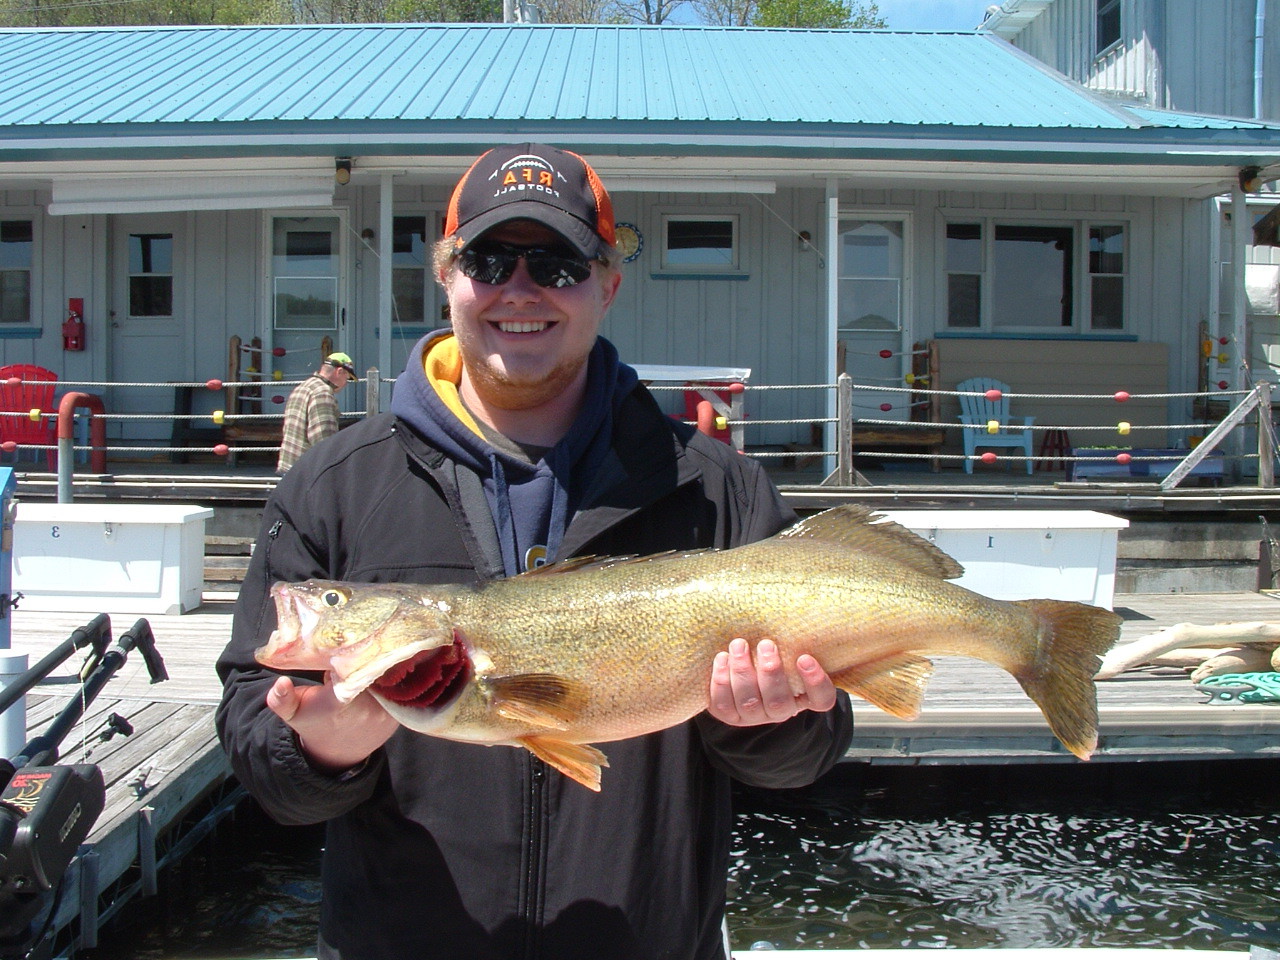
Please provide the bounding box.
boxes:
[456,240,599,289]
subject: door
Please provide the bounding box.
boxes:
[835,216,911,422]
[110,215,189,442]
[264,214,347,389]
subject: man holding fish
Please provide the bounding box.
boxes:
[217,143,855,960]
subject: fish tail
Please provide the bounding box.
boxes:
[1009,599,1123,761]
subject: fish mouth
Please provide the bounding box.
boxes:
[368,631,472,710]
[256,583,323,668]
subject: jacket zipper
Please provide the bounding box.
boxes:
[253,520,285,638]
[522,755,546,959]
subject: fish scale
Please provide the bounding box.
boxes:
[257,504,1122,792]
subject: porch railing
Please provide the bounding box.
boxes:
[815,374,1278,491]
[0,368,1276,497]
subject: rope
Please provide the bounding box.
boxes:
[0,372,1268,470]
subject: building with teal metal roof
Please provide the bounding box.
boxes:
[0,22,1274,470]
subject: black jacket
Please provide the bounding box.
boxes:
[216,376,853,960]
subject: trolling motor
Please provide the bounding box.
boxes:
[0,615,167,959]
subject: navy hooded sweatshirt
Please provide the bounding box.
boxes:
[390,329,639,576]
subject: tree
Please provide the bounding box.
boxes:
[383,0,502,20]
[609,0,682,24]
[689,0,752,26]
[750,0,883,28]
[0,0,289,26]
[536,0,623,24]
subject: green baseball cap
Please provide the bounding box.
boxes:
[325,352,357,377]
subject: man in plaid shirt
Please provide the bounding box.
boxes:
[276,352,357,473]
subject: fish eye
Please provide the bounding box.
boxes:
[321,589,347,607]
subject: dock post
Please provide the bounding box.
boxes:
[837,373,852,485]
[1258,380,1275,487]
[0,651,25,759]
[0,467,22,759]
[78,847,100,949]
[139,806,158,897]
[365,366,380,416]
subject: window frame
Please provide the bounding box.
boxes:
[0,214,38,331]
[126,231,176,320]
[836,215,909,334]
[389,211,439,331]
[1095,0,1122,57]
[657,211,744,276]
[940,215,1129,335]
[1087,222,1127,332]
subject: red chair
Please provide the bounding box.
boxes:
[0,364,58,470]
[682,383,734,445]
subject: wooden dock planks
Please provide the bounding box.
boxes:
[8,607,234,949]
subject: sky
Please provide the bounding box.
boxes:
[872,0,995,31]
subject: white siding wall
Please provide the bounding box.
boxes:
[1007,0,1279,121]
[601,188,827,450]
[0,191,109,384]
[0,183,1217,455]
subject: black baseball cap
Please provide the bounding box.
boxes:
[443,143,616,259]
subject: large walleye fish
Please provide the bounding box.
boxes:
[257,505,1121,791]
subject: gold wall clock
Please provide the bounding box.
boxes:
[614,222,643,262]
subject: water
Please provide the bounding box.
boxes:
[85,760,1280,958]
[727,761,1279,952]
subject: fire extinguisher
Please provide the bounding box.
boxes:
[63,298,85,351]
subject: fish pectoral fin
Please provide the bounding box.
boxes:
[518,736,609,792]
[487,673,590,731]
[829,654,933,720]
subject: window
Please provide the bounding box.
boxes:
[128,233,173,317]
[392,216,429,324]
[945,223,982,329]
[661,214,740,272]
[1089,225,1126,330]
[272,217,339,332]
[0,220,31,324]
[1096,0,1121,55]
[944,219,1126,333]
[838,220,904,331]
[992,224,1073,329]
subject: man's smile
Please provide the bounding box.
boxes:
[493,320,555,334]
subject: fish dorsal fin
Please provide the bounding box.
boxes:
[513,549,719,579]
[514,555,615,577]
[518,736,609,792]
[486,673,591,730]
[778,505,964,581]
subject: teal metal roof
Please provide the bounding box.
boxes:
[0,23,1276,163]
[0,24,1151,128]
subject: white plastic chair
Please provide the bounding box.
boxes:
[957,376,1035,475]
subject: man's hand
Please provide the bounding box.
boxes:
[267,675,398,775]
[708,638,838,726]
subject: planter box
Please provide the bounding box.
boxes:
[1071,447,1224,482]
[880,509,1129,609]
[13,503,214,615]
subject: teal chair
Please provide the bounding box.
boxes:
[957,376,1035,475]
